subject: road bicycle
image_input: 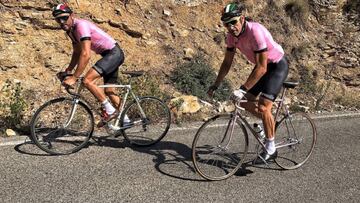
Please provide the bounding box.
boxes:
[30,71,171,155]
[192,81,317,181]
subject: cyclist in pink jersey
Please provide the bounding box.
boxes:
[208,3,289,163]
[52,4,126,127]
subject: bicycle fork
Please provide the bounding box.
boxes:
[62,99,79,128]
[218,114,237,151]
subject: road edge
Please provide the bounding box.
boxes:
[1,111,359,146]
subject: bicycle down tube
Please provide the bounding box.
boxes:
[98,84,148,127]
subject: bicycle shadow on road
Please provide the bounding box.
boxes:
[90,135,130,149]
[89,131,255,181]
[239,151,283,172]
[130,140,210,182]
[14,139,52,156]
[131,140,254,181]
[89,135,206,181]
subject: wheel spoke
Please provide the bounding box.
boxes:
[30,98,94,155]
[120,97,170,146]
[192,114,248,180]
[275,112,316,169]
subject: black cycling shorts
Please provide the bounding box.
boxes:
[93,43,124,84]
[248,57,289,101]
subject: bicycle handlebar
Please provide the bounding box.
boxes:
[199,87,247,112]
[56,72,81,97]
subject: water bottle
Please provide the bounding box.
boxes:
[253,123,265,142]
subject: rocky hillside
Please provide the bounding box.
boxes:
[0,0,359,133]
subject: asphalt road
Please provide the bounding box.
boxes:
[0,116,359,202]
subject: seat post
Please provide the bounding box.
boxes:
[274,86,287,121]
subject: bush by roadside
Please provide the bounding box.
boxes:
[170,54,233,102]
[0,79,28,136]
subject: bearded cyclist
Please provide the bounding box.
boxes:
[208,3,289,163]
[52,4,127,127]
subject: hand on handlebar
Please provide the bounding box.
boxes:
[56,71,76,89]
[230,89,246,103]
[56,71,68,82]
[62,76,77,88]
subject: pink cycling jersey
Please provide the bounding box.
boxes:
[68,18,116,54]
[226,21,284,64]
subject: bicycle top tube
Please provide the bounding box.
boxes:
[63,71,143,96]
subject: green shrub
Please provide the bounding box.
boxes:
[0,80,28,129]
[284,0,310,27]
[170,54,233,101]
[127,73,170,101]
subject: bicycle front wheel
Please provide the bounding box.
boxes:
[121,97,171,146]
[30,98,94,155]
[192,114,249,181]
[275,112,317,169]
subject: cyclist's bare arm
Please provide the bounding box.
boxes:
[73,39,91,78]
[66,43,81,72]
[213,49,236,87]
[242,51,268,90]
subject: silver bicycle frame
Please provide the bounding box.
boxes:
[62,76,147,130]
[98,83,147,128]
[231,86,291,152]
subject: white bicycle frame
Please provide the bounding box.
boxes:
[98,84,147,129]
[62,77,147,130]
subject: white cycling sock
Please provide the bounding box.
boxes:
[265,137,276,155]
[102,100,116,115]
[123,114,130,122]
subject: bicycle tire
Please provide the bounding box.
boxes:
[274,112,317,169]
[120,96,171,146]
[192,114,249,181]
[30,97,94,155]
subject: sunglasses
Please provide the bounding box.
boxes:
[224,20,238,27]
[55,15,69,24]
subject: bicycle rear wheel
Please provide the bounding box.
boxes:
[30,98,94,155]
[192,114,249,181]
[121,97,171,146]
[275,112,317,169]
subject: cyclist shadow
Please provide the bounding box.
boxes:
[94,135,254,181]
[133,141,203,181]
[92,135,206,181]
[138,142,255,181]
[90,135,130,149]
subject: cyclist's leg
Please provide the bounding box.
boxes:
[255,58,288,159]
[258,96,275,140]
[260,57,289,140]
[241,86,277,139]
[104,70,121,109]
[240,93,262,118]
[240,70,265,119]
[83,68,107,103]
[243,89,276,141]
[100,44,125,109]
